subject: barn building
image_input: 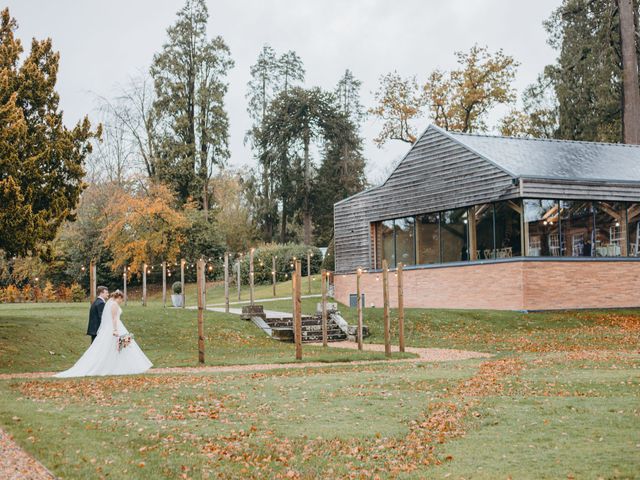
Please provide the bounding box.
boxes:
[333,124,640,311]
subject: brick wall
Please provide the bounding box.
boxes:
[333,260,640,311]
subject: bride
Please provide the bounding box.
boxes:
[55,290,152,377]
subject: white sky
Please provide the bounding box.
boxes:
[6,0,561,183]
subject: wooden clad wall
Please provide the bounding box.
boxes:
[334,128,519,273]
[522,178,640,201]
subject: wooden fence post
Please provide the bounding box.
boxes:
[382,259,391,358]
[357,267,363,351]
[142,263,147,307]
[224,253,230,313]
[180,258,186,308]
[89,260,96,303]
[398,262,405,353]
[236,260,241,301]
[321,269,328,347]
[123,267,127,306]
[294,259,302,360]
[272,256,277,297]
[197,259,205,364]
[162,261,167,308]
[249,248,255,306]
[307,251,312,294]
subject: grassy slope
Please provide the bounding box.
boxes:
[0,282,639,478]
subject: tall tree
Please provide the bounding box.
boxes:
[423,45,519,133]
[369,72,424,146]
[618,0,640,144]
[542,0,639,142]
[278,51,305,94]
[263,87,336,244]
[0,8,99,256]
[246,45,282,241]
[336,69,365,125]
[151,0,233,217]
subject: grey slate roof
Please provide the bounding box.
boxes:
[443,127,640,183]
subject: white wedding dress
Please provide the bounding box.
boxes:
[55,299,152,377]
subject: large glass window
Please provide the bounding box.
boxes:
[560,201,594,256]
[495,201,522,258]
[394,217,416,266]
[594,202,626,257]
[416,213,440,264]
[524,199,560,256]
[627,204,640,257]
[381,220,395,267]
[469,204,495,259]
[441,208,468,262]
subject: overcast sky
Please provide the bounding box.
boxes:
[6,0,561,183]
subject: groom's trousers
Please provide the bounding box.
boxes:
[90,335,96,344]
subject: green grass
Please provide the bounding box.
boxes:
[0,298,406,374]
[0,290,639,479]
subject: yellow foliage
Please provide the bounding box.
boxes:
[103,182,190,275]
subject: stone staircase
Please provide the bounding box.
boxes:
[242,305,349,343]
[264,314,348,343]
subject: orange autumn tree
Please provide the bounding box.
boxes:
[103,182,191,276]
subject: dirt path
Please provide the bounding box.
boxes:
[0,345,490,381]
[0,428,55,479]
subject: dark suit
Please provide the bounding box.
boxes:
[87,297,106,343]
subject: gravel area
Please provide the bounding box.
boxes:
[0,428,55,480]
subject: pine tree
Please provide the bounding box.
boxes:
[151,0,233,215]
[0,8,99,256]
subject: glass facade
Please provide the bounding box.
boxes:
[395,217,416,266]
[416,213,440,264]
[524,199,559,256]
[441,208,469,263]
[374,199,640,269]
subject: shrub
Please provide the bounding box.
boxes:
[172,281,182,294]
[57,284,72,302]
[70,282,86,302]
[21,284,32,302]
[32,285,43,303]
[43,281,56,302]
[5,285,19,303]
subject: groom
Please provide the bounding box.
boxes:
[87,286,109,344]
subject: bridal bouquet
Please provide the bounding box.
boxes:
[117,333,134,352]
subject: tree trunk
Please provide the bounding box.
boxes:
[619,0,640,144]
[280,197,287,243]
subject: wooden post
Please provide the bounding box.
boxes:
[236,260,241,301]
[89,260,96,303]
[224,253,230,313]
[249,248,255,305]
[397,262,405,353]
[321,269,328,347]
[180,258,186,308]
[197,259,205,364]
[294,259,302,360]
[382,259,391,357]
[123,267,128,306]
[162,261,167,308]
[272,256,277,297]
[142,262,147,307]
[357,267,363,351]
[307,251,312,294]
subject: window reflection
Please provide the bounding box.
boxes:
[524,200,560,256]
[395,217,416,266]
[560,201,594,257]
[416,213,440,264]
[594,202,626,257]
[441,208,469,262]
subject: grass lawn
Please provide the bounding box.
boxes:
[0,284,639,478]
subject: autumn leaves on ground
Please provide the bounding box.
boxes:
[0,288,639,479]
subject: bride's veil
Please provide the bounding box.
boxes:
[97,298,114,335]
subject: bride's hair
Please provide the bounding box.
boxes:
[110,290,124,300]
